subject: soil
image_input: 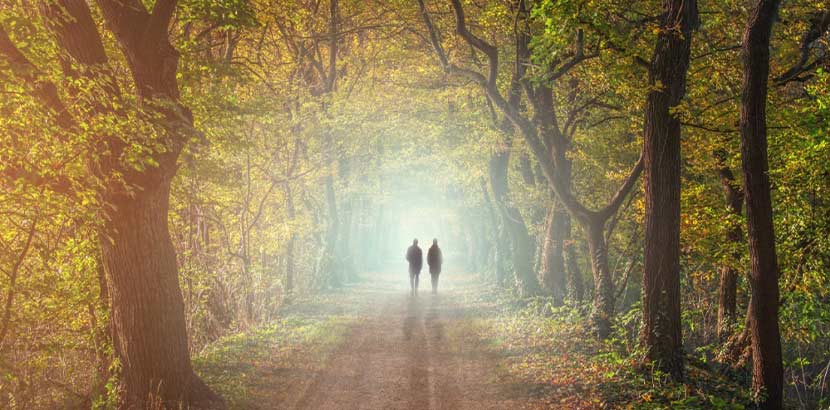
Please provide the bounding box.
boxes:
[254,273,539,410]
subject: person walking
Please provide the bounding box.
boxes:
[427,238,443,295]
[406,239,423,296]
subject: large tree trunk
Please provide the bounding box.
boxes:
[740,0,784,407]
[101,176,221,408]
[716,157,744,339]
[641,0,696,381]
[20,2,226,408]
[538,197,569,304]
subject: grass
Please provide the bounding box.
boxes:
[193,314,354,409]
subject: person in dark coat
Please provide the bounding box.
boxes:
[427,238,443,295]
[405,239,423,296]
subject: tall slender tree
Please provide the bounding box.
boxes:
[740,0,784,407]
[715,150,744,339]
[641,0,698,380]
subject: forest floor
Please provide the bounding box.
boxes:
[195,272,748,410]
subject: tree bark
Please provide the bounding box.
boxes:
[336,157,355,282]
[641,0,697,381]
[740,0,784,406]
[318,162,340,287]
[101,176,221,408]
[716,155,744,339]
[480,177,506,283]
[564,239,584,302]
[539,196,569,304]
[284,182,296,294]
[586,219,613,339]
[489,148,539,296]
[27,1,226,407]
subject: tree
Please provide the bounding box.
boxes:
[640,0,698,380]
[418,0,643,338]
[740,0,784,406]
[715,149,744,339]
[0,0,223,407]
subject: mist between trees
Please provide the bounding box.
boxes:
[0,0,828,409]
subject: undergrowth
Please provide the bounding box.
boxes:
[464,288,754,409]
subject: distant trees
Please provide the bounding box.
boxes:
[419,0,645,338]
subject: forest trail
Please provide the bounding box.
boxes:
[241,273,540,410]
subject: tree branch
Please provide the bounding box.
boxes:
[598,153,644,221]
[449,0,498,88]
[0,218,37,349]
[0,25,74,129]
[416,0,449,69]
[146,0,179,44]
[775,9,830,85]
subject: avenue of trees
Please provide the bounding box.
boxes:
[0,0,828,409]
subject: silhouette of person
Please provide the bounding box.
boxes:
[427,238,443,295]
[406,239,423,296]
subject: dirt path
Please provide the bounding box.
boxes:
[263,274,535,410]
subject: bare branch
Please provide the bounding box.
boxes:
[416,0,449,69]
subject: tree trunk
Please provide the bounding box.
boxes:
[586,219,613,339]
[23,2,226,408]
[318,131,340,287]
[372,204,385,270]
[491,42,538,295]
[564,239,584,302]
[101,176,222,408]
[489,150,539,296]
[740,0,784,406]
[641,0,696,381]
[337,197,354,282]
[539,197,569,304]
[480,177,505,283]
[509,213,538,295]
[716,158,744,339]
[284,182,296,294]
[336,156,354,282]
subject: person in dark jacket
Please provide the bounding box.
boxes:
[427,238,443,295]
[405,239,423,296]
